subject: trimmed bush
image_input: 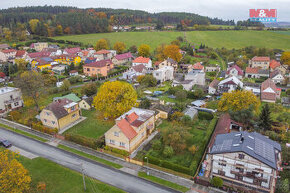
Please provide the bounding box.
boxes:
[160,160,191,175]
[143,156,160,165]
[198,111,214,120]
[211,177,223,188]
[104,146,129,157]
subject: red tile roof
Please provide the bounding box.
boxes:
[133,56,150,64]
[28,51,51,58]
[270,60,281,69]
[96,49,110,55]
[261,78,277,92]
[132,64,146,73]
[154,61,162,66]
[115,52,133,60]
[252,56,270,61]
[193,62,204,70]
[64,47,81,54]
[117,119,137,140]
[15,50,26,57]
[69,70,78,73]
[226,65,243,75]
[209,79,220,88]
[0,72,6,78]
[245,67,259,74]
[125,112,138,123]
[1,49,16,54]
[84,59,112,68]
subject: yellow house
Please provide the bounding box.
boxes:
[31,57,53,70]
[149,104,172,120]
[105,108,155,153]
[40,98,81,131]
[53,55,81,65]
[79,97,93,110]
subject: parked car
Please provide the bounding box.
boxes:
[0,139,12,148]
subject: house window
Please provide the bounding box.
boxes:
[109,140,115,145]
[71,106,75,111]
[52,121,55,125]
[114,132,119,137]
[120,142,125,147]
[10,95,13,100]
[44,119,47,123]
[14,102,19,106]
[218,160,227,166]
[218,170,225,176]
[87,68,90,71]
[72,113,76,118]
[46,112,50,116]
[238,154,245,159]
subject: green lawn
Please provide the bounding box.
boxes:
[18,156,125,193]
[58,144,123,169]
[65,110,114,139]
[138,172,190,193]
[54,31,290,50]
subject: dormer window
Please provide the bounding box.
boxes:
[114,132,119,137]
[239,154,245,159]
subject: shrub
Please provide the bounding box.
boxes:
[169,111,184,122]
[8,110,21,121]
[104,146,129,157]
[198,111,214,120]
[68,76,83,84]
[175,90,187,100]
[160,160,191,175]
[143,156,160,165]
[182,115,192,126]
[162,146,174,158]
[64,133,96,148]
[211,177,223,188]
[151,140,162,151]
[189,161,198,175]
[31,122,57,135]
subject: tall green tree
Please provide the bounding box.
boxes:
[258,104,272,131]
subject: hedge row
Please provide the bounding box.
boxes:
[198,111,214,120]
[104,146,129,157]
[143,156,191,175]
[31,122,58,135]
[64,133,105,149]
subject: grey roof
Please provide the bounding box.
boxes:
[210,131,281,169]
[281,97,290,104]
[183,107,198,119]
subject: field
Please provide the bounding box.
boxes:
[54,31,290,50]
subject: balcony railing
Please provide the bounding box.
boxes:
[4,97,21,104]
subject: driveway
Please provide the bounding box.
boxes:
[0,128,179,193]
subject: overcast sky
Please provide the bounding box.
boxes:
[1,0,290,22]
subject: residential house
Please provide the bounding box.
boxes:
[40,98,81,131]
[132,57,152,68]
[191,100,206,107]
[184,70,206,86]
[31,57,54,70]
[153,66,174,83]
[0,44,9,50]
[63,47,81,55]
[269,60,288,75]
[207,131,281,193]
[192,62,204,72]
[122,64,147,80]
[180,64,194,73]
[249,56,270,69]
[270,70,285,84]
[217,76,243,94]
[172,80,195,91]
[0,72,6,83]
[85,57,97,64]
[0,49,17,62]
[79,96,93,110]
[149,104,172,120]
[52,54,81,65]
[105,108,155,153]
[52,65,66,75]
[244,86,261,96]
[208,79,220,94]
[0,87,23,115]
[226,65,243,79]
[83,59,114,77]
[31,42,48,52]
[69,70,79,76]
[261,78,281,103]
[26,51,51,62]
[205,66,220,72]
[154,58,178,71]
[112,52,133,65]
[15,50,27,59]
[94,49,114,60]
[245,67,269,79]
[54,93,81,104]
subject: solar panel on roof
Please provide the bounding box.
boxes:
[255,138,275,162]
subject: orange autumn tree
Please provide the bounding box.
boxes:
[138,44,150,57]
[163,44,182,62]
[95,39,109,51]
[281,51,290,66]
[113,42,126,54]
[218,90,261,114]
[0,150,31,193]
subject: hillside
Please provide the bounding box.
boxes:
[53,31,290,50]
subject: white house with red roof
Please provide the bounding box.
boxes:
[105,107,155,153]
[261,78,281,103]
[249,56,270,69]
[0,49,17,62]
[226,65,243,79]
[94,49,115,60]
[63,47,81,55]
[217,76,243,94]
[269,60,288,75]
[192,62,204,72]
[270,70,285,85]
[15,50,27,59]
[122,64,147,80]
[132,56,152,68]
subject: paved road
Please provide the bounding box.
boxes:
[0,128,179,193]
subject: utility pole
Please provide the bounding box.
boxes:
[81,163,86,191]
